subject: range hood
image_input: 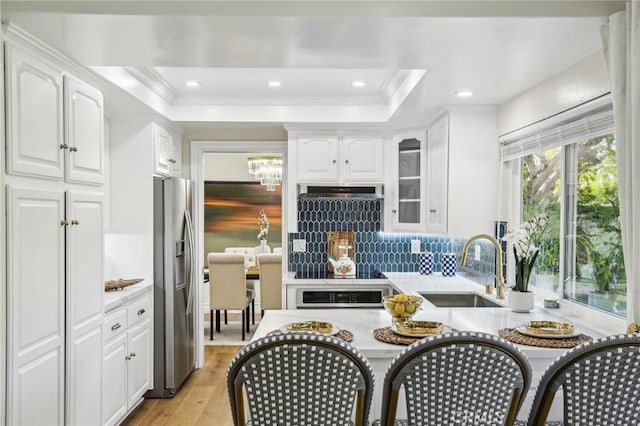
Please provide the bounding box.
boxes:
[298,185,384,199]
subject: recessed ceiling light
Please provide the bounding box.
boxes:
[352,81,366,87]
[268,81,282,87]
[185,81,200,87]
[455,90,474,97]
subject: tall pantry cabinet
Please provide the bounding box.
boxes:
[3,26,105,425]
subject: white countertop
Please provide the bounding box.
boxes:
[104,280,153,312]
[276,271,623,353]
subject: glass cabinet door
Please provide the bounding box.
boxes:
[397,138,421,225]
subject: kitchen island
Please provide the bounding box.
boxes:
[264,273,623,422]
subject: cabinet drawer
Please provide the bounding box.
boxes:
[128,295,151,327]
[104,309,128,341]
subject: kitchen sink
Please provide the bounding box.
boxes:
[419,292,504,308]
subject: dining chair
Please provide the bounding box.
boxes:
[208,253,254,341]
[377,331,532,426]
[227,332,375,426]
[224,246,257,323]
[526,333,640,426]
[256,253,282,316]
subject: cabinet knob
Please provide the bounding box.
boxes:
[60,220,69,226]
[137,308,146,316]
[111,323,122,331]
[59,144,69,150]
[71,220,80,225]
[168,159,176,164]
[345,159,349,164]
[332,159,337,164]
[429,209,437,213]
[69,146,78,152]
[391,209,397,214]
[125,355,131,360]
[130,352,137,358]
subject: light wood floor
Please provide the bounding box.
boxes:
[123,346,242,426]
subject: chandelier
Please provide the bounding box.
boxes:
[247,156,283,191]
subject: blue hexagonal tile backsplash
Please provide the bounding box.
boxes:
[287,198,501,286]
[288,198,456,274]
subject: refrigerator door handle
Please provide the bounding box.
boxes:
[184,210,196,316]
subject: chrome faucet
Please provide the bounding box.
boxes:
[460,234,507,299]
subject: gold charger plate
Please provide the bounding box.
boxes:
[516,321,578,339]
[280,321,340,336]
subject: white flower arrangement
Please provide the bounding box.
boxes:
[502,214,549,292]
[257,209,269,241]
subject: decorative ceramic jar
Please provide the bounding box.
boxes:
[419,252,433,275]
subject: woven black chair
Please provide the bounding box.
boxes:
[378,331,532,426]
[526,333,640,426]
[227,332,375,426]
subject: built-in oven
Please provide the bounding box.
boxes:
[296,286,393,308]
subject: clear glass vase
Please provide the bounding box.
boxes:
[255,239,271,255]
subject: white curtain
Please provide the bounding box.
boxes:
[601,2,640,331]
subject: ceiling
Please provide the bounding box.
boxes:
[1,1,623,129]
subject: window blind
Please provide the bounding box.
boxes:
[500,103,614,162]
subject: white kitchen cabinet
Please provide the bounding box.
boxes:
[341,136,384,182]
[64,75,105,184]
[425,114,449,234]
[103,291,153,426]
[385,129,428,232]
[6,186,104,426]
[5,42,104,184]
[295,135,339,181]
[153,123,180,177]
[294,134,384,183]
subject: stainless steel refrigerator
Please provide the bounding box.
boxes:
[146,176,196,398]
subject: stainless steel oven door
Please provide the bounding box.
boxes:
[296,286,392,308]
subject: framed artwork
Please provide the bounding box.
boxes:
[204,181,282,262]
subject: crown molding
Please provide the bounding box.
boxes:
[124,66,178,104]
[2,23,114,91]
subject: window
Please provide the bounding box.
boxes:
[564,135,626,315]
[517,133,625,317]
[504,100,624,317]
[521,148,561,293]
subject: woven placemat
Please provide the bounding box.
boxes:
[373,327,422,346]
[267,329,354,343]
[499,328,592,348]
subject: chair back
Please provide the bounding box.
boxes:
[227,333,374,426]
[224,247,257,268]
[527,333,640,425]
[257,253,282,310]
[380,331,531,426]
[208,253,247,309]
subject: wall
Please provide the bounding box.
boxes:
[204,152,258,181]
[182,124,287,178]
[497,50,610,136]
[446,106,500,237]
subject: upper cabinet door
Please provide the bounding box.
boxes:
[65,76,105,184]
[5,44,65,180]
[153,123,172,177]
[426,114,449,234]
[387,131,427,232]
[341,137,384,182]
[296,136,339,182]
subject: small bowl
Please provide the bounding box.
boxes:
[544,299,560,309]
[383,294,423,322]
[396,320,442,336]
